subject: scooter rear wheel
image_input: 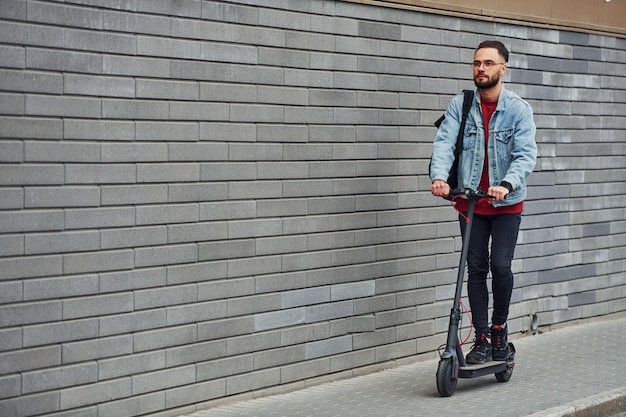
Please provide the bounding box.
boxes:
[436,358,458,397]
[495,365,513,382]
[495,342,515,382]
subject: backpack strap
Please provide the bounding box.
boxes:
[454,89,474,159]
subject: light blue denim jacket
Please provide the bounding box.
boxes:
[430,86,537,207]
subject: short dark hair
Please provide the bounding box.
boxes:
[477,40,509,62]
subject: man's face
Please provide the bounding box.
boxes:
[473,47,506,89]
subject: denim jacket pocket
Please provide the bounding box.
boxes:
[493,128,514,160]
[463,124,478,150]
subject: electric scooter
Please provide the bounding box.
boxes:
[435,188,515,397]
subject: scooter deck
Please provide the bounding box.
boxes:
[459,360,510,378]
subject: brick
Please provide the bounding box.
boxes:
[0,69,62,94]
[168,143,228,161]
[136,203,199,225]
[197,277,255,302]
[166,260,228,284]
[167,222,228,244]
[62,334,132,364]
[305,335,352,360]
[132,365,195,395]
[199,162,257,181]
[97,391,164,417]
[199,82,257,102]
[165,379,225,409]
[98,351,166,380]
[0,300,61,327]
[102,99,169,120]
[64,207,135,230]
[253,344,305,370]
[62,293,134,319]
[254,308,306,332]
[101,225,167,249]
[64,73,135,97]
[196,355,253,381]
[136,79,198,100]
[0,188,24,210]
[331,281,376,301]
[168,183,229,203]
[101,143,167,162]
[25,230,100,255]
[25,95,102,118]
[24,186,100,208]
[0,44,24,69]
[0,116,63,139]
[165,339,226,368]
[22,363,98,394]
[201,41,258,64]
[27,2,103,29]
[196,316,255,342]
[23,318,99,347]
[137,163,199,182]
[100,185,168,206]
[0,280,22,304]
[198,239,255,261]
[62,249,134,274]
[59,379,131,410]
[137,35,201,59]
[0,392,60,417]
[134,243,198,268]
[134,284,197,310]
[99,267,166,293]
[103,9,171,35]
[230,104,284,123]
[306,301,354,323]
[257,162,309,180]
[66,164,136,184]
[103,55,170,78]
[24,141,100,163]
[255,235,307,256]
[133,325,197,352]
[257,125,308,143]
[64,119,135,140]
[227,143,283,161]
[0,345,61,375]
[227,293,281,317]
[0,254,62,280]
[0,164,64,186]
[0,374,21,399]
[0,92,24,115]
[226,367,281,396]
[99,309,166,337]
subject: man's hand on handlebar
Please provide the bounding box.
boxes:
[487,185,510,202]
[431,179,450,197]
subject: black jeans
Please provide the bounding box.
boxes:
[459,212,521,336]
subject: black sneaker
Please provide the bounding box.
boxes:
[465,333,492,364]
[491,325,509,361]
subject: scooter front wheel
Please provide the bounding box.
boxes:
[436,358,458,397]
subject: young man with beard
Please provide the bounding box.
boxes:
[430,40,537,364]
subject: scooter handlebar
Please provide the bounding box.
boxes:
[447,188,495,201]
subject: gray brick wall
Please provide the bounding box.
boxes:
[1,0,625,416]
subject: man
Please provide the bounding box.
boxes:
[430,40,537,364]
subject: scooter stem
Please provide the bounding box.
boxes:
[442,195,477,365]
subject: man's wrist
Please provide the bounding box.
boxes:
[499,181,513,193]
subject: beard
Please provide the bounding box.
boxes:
[474,73,500,89]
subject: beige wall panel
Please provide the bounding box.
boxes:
[357,0,625,36]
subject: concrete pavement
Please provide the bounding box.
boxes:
[178,315,626,417]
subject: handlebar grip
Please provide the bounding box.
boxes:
[447,188,495,200]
